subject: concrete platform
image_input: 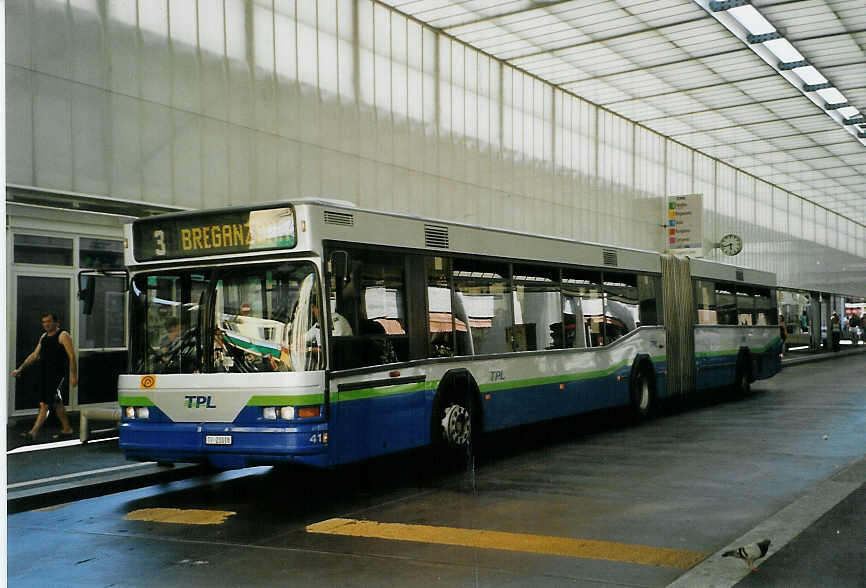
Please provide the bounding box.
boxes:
[7,348,865,587]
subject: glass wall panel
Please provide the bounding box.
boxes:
[8,0,864,298]
[14,234,74,266]
[666,141,692,197]
[79,238,124,268]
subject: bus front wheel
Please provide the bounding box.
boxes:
[432,395,476,474]
[441,402,471,448]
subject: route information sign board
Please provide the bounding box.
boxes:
[666,194,703,257]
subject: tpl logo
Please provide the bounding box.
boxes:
[185,395,217,409]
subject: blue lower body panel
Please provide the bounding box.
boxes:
[119,421,331,469]
[695,348,782,391]
[482,367,640,433]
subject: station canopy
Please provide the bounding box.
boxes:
[381,0,866,225]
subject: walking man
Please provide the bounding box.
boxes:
[12,312,77,441]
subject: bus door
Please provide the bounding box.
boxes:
[326,247,425,462]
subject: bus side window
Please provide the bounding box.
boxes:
[637,275,660,326]
[736,287,756,325]
[561,268,601,349]
[452,259,511,355]
[602,272,640,344]
[715,285,737,325]
[759,289,776,326]
[694,280,717,325]
[512,264,559,352]
[426,256,459,358]
[330,248,408,369]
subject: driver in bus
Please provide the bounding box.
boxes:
[159,317,180,355]
[305,299,353,348]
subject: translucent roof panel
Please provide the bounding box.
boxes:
[379,0,866,224]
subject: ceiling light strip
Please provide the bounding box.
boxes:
[700,0,866,147]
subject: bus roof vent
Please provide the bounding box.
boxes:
[736,269,745,281]
[324,210,354,226]
[602,249,618,267]
[425,225,449,249]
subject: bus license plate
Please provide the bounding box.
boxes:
[205,435,232,445]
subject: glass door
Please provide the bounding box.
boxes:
[14,276,71,410]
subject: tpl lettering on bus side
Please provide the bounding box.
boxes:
[490,370,505,381]
[184,395,217,409]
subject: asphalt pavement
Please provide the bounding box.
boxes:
[6,344,866,587]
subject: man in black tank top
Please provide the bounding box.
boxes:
[12,312,77,441]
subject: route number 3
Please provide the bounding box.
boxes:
[154,229,166,256]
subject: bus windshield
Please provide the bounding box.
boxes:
[130,262,324,374]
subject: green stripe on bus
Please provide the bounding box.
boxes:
[119,396,154,406]
[332,358,653,404]
[332,382,429,403]
[248,394,324,406]
[695,336,781,359]
[479,358,632,394]
[695,349,739,359]
[760,336,782,351]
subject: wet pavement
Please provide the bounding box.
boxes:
[6,347,866,587]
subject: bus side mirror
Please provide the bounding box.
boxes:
[329,251,349,281]
[79,274,96,316]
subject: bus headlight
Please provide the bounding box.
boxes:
[262,407,277,420]
[136,407,150,419]
[280,406,295,420]
[125,406,136,419]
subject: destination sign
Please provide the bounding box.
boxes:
[132,206,296,261]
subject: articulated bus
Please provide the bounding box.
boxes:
[111,200,781,469]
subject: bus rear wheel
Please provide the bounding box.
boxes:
[630,368,654,421]
[734,366,751,396]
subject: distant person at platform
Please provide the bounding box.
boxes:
[779,314,788,357]
[830,312,841,352]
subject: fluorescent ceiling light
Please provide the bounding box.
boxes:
[838,106,859,119]
[728,5,775,35]
[817,87,846,104]
[792,66,827,86]
[763,38,804,63]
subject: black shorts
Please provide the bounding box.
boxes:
[39,375,66,406]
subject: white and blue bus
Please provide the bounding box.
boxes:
[113,200,781,469]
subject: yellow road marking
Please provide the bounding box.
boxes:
[125,508,236,525]
[307,518,707,569]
